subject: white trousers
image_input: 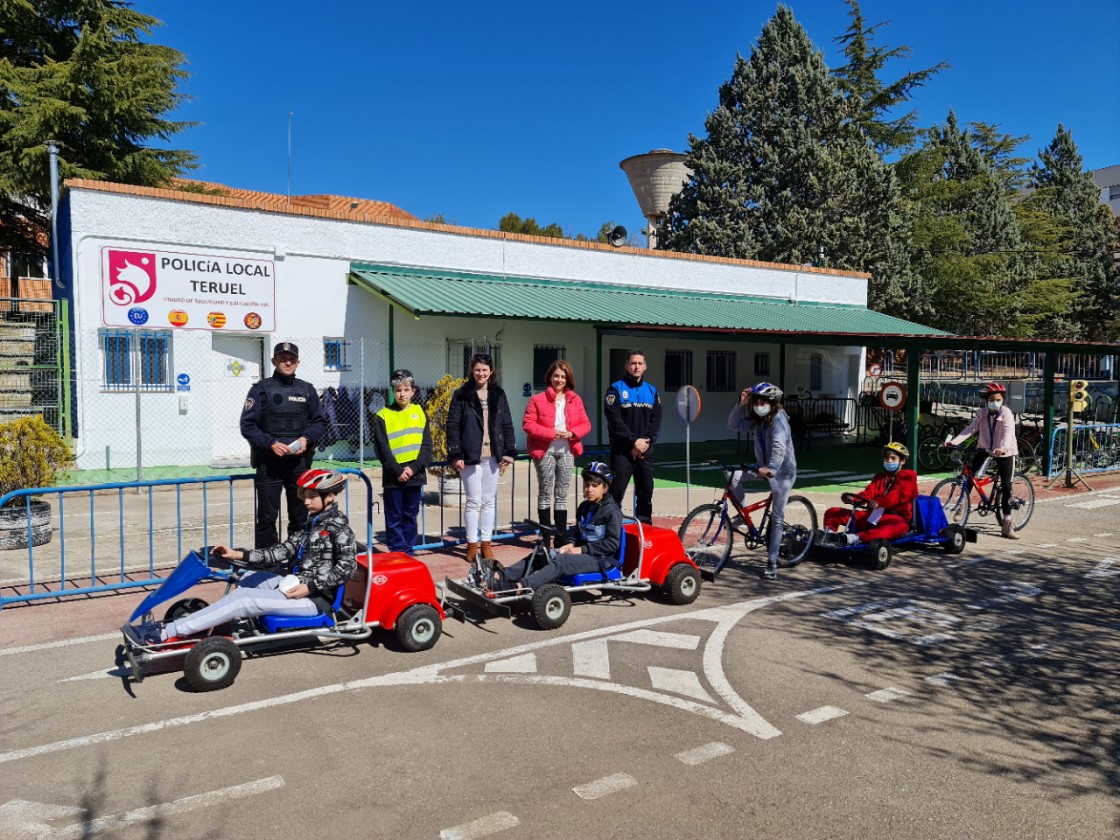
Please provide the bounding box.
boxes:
[462,457,500,542]
[166,571,319,638]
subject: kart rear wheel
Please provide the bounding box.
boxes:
[531,584,571,630]
[664,563,701,605]
[184,637,241,692]
[395,603,442,652]
[677,504,732,574]
[942,524,967,554]
[163,598,209,623]
[870,539,892,571]
[775,495,818,567]
[932,478,971,528]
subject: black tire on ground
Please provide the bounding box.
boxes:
[942,524,967,554]
[395,603,442,652]
[163,598,210,623]
[183,637,242,692]
[664,563,701,605]
[776,495,818,568]
[677,504,733,574]
[871,539,892,571]
[531,584,571,631]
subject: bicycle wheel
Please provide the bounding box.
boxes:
[775,495,818,568]
[917,436,942,472]
[932,477,972,527]
[1005,474,1035,531]
[677,504,733,573]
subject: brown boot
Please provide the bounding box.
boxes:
[481,541,496,560]
[1000,517,1020,540]
[465,542,480,562]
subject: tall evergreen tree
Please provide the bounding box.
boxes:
[0,0,196,257]
[832,0,948,155]
[1028,125,1120,340]
[657,5,913,312]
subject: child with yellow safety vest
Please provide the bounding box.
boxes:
[372,369,433,554]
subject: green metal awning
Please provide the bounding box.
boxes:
[349,263,949,339]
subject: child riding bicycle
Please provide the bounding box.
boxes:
[822,442,918,546]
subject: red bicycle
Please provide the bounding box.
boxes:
[931,447,1035,532]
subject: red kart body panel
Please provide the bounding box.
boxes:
[344,551,445,627]
[622,523,694,584]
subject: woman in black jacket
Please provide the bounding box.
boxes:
[447,354,516,562]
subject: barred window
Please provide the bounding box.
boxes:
[810,352,823,391]
[100,330,171,391]
[324,337,351,371]
[664,350,693,392]
[533,345,566,387]
[754,352,770,376]
[706,350,736,392]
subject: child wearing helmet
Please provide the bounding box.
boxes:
[946,382,1019,539]
[138,469,358,643]
[727,382,798,579]
[495,461,623,591]
[822,443,918,546]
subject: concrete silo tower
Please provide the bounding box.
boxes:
[619,149,693,248]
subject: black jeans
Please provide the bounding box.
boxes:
[971,452,1015,517]
[254,454,311,548]
[609,451,654,523]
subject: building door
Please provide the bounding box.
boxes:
[210,334,265,464]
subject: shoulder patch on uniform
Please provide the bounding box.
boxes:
[606,393,616,406]
[243,398,255,412]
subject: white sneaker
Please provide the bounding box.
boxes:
[845,533,861,547]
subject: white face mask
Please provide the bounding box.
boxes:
[988,400,1003,412]
[753,404,772,418]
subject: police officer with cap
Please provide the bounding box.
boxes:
[241,342,325,547]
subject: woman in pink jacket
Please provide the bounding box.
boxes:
[523,360,592,546]
[947,382,1020,539]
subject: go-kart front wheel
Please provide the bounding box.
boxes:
[942,524,967,555]
[870,539,892,571]
[395,603,442,652]
[664,563,701,605]
[184,637,241,692]
[531,584,571,630]
[163,598,209,623]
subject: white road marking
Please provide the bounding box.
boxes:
[572,773,637,800]
[796,706,848,725]
[925,673,961,687]
[0,633,120,657]
[647,666,714,703]
[1093,533,1114,538]
[59,667,130,683]
[484,654,537,674]
[439,812,520,840]
[3,585,864,765]
[571,639,611,680]
[980,643,1054,669]
[1067,537,1088,543]
[865,687,910,703]
[1066,497,1120,509]
[1035,543,1058,548]
[1086,557,1120,578]
[964,581,1042,610]
[619,629,701,649]
[674,742,734,766]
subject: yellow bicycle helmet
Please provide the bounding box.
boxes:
[883,442,909,460]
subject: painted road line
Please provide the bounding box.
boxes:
[1066,497,1120,509]
[647,666,714,703]
[865,687,910,703]
[964,581,1042,610]
[618,629,701,649]
[571,639,611,680]
[796,706,848,725]
[1036,543,1058,549]
[925,673,961,687]
[1067,537,1088,543]
[60,667,131,683]
[1086,558,1120,579]
[484,654,537,674]
[1094,533,1114,538]
[440,812,520,840]
[0,632,120,657]
[675,742,734,766]
[572,773,637,801]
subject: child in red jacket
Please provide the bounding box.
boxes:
[822,442,918,546]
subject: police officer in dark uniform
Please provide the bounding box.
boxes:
[240,342,325,548]
[604,349,662,524]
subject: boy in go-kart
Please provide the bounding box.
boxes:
[137,468,357,643]
[821,442,918,546]
[491,461,623,591]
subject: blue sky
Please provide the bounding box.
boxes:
[141,0,1120,240]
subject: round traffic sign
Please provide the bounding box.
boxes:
[878,382,907,412]
[676,385,701,423]
[868,363,882,376]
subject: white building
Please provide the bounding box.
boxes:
[58,179,940,471]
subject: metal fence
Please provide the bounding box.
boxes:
[1048,423,1120,477]
[0,297,68,436]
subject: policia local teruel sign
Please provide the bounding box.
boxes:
[100,246,276,332]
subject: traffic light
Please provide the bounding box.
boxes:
[1069,379,1090,413]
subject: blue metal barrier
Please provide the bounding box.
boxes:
[1047,423,1120,477]
[0,470,376,610]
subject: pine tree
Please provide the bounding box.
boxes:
[657,5,913,312]
[0,0,196,257]
[832,0,948,155]
[1028,125,1120,340]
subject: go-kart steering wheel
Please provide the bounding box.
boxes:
[202,545,258,574]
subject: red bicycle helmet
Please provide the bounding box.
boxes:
[979,382,1007,396]
[297,468,346,496]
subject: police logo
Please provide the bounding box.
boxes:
[621,390,629,399]
[288,395,307,403]
[243,397,255,412]
[606,393,616,406]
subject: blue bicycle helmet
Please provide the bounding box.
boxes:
[581,461,614,485]
[750,382,783,400]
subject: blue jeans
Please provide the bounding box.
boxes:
[383,484,422,553]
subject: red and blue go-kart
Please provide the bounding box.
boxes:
[120,546,448,692]
[446,519,701,630]
[816,493,977,570]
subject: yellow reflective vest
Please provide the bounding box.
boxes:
[376,404,428,463]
